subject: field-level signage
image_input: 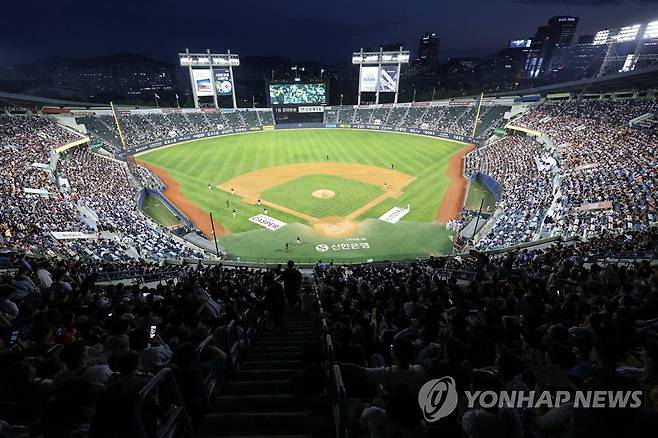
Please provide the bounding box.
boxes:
[379,206,410,224]
[315,241,370,252]
[248,214,287,231]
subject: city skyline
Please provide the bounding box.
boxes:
[0,0,655,66]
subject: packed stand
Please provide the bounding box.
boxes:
[466,135,554,249]
[58,148,202,260]
[514,99,658,239]
[327,104,509,138]
[1,113,204,260]
[82,109,274,150]
[318,228,658,438]
[0,114,84,253]
[0,258,293,436]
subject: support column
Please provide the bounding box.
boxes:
[375,47,383,104]
[228,49,238,109]
[208,49,219,108]
[187,49,199,109]
[357,48,363,106]
[394,46,403,104]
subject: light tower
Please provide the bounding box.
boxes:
[352,47,410,105]
[179,49,240,109]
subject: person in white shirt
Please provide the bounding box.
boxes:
[36,263,53,289]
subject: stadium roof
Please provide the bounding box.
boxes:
[488,65,658,98]
[0,91,106,107]
[0,91,151,109]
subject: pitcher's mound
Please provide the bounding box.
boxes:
[313,217,356,237]
[312,189,335,199]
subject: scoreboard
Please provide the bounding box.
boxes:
[272,105,324,124]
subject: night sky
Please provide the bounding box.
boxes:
[1,0,656,66]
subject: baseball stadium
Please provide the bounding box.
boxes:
[1,6,658,438]
[136,128,471,263]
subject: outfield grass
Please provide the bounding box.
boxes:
[465,179,496,212]
[141,195,181,227]
[138,129,465,262]
[220,219,454,263]
[262,174,382,218]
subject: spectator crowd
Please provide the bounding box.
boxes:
[465,98,657,251]
[1,109,203,261]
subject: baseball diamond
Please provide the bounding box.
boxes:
[137,128,470,262]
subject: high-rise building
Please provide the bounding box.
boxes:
[524,16,579,78]
[418,32,440,65]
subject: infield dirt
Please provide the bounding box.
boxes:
[137,144,470,239]
[217,162,415,237]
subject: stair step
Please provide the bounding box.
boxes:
[204,435,312,438]
[248,352,300,361]
[254,346,302,353]
[224,380,292,395]
[199,412,309,436]
[213,394,302,412]
[234,369,299,381]
[258,341,314,347]
[258,337,316,343]
[242,360,304,370]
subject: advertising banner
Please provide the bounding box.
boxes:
[578,201,613,211]
[298,106,324,113]
[248,214,287,231]
[51,232,98,240]
[192,69,214,97]
[360,66,378,92]
[213,68,233,96]
[379,206,410,224]
[378,65,398,92]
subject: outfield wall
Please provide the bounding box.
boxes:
[137,188,194,228]
[469,172,502,203]
[282,123,476,144]
[124,126,262,156]
[125,123,475,158]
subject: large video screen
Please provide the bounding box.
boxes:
[269,83,326,105]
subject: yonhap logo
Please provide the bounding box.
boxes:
[418,377,458,422]
[418,375,643,421]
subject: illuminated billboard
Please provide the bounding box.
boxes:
[509,39,532,49]
[213,68,232,96]
[360,66,378,92]
[269,83,326,105]
[378,66,398,92]
[192,69,214,97]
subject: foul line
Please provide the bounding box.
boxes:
[220,175,416,224]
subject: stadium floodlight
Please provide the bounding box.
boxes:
[612,24,641,42]
[593,30,610,45]
[644,21,658,39]
[352,46,410,105]
[179,48,239,109]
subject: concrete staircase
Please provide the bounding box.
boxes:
[198,312,318,438]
